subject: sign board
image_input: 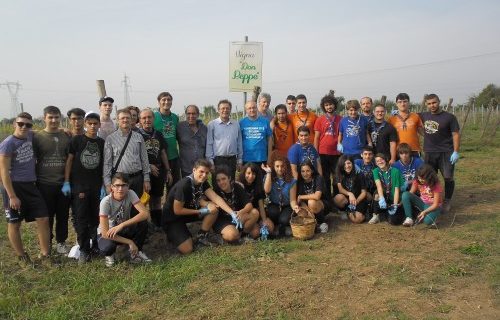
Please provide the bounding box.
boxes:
[229,41,263,92]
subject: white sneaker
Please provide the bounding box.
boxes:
[56,242,69,254]
[403,217,414,227]
[319,222,328,233]
[368,214,380,224]
[104,255,115,267]
[131,251,152,264]
[340,212,348,221]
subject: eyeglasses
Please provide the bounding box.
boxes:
[112,183,128,188]
[17,122,33,128]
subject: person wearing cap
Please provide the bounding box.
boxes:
[98,96,116,140]
[66,108,86,136]
[63,111,105,263]
[103,108,151,200]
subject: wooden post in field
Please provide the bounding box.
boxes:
[251,86,261,103]
[96,80,107,98]
[445,98,453,111]
[481,98,498,139]
[459,98,474,136]
[488,114,500,143]
[380,95,387,106]
[329,90,335,98]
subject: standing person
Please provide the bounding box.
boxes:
[153,91,181,185]
[420,94,460,213]
[66,108,85,136]
[138,108,172,228]
[177,105,207,177]
[213,165,259,242]
[290,94,318,143]
[401,164,442,226]
[360,97,374,120]
[286,95,297,114]
[103,109,151,200]
[392,143,424,192]
[314,94,342,197]
[33,105,72,254]
[0,112,51,266]
[98,173,151,267]
[161,159,239,254]
[240,100,273,166]
[388,93,423,157]
[258,93,273,121]
[288,126,322,179]
[337,99,372,160]
[369,153,405,225]
[238,162,274,238]
[206,99,243,181]
[262,152,297,237]
[368,104,398,164]
[294,160,330,233]
[98,96,116,140]
[334,155,368,224]
[63,111,105,263]
[270,104,295,157]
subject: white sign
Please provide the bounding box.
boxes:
[229,41,263,92]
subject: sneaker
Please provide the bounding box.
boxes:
[104,255,115,267]
[442,199,451,214]
[195,232,211,248]
[78,251,90,265]
[403,217,414,227]
[340,212,348,221]
[319,222,329,233]
[56,242,69,255]
[17,253,34,269]
[133,251,152,263]
[368,214,380,224]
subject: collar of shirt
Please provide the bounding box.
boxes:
[216,117,233,125]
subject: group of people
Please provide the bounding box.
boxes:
[0,90,461,267]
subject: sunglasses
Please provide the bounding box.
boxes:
[17,122,33,128]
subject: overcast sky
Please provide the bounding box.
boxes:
[1,0,499,119]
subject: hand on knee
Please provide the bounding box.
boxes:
[207,202,219,215]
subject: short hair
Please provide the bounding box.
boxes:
[259,93,271,103]
[17,112,32,121]
[374,153,388,162]
[117,108,131,118]
[397,143,412,154]
[67,108,85,118]
[274,104,287,114]
[112,172,130,184]
[396,93,410,102]
[139,108,154,118]
[286,95,296,101]
[217,99,232,109]
[297,125,310,135]
[374,103,386,110]
[185,105,200,114]
[126,105,140,115]
[193,159,212,170]
[157,92,173,102]
[425,93,440,102]
[85,113,100,122]
[360,97,373,104]
[346,100,360,110]
[361,145,374,153]
[214,165,232,181]
[296,94,307,102]
[320,95,338,112]
[43,106,61,116]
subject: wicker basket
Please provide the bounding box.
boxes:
[290,208,316,240]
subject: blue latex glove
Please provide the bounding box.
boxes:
[450,151,459,165]
[260,225,269,240]
[100,186,107,200]
[388,204,398,215]
[355,164,361,174]
[230,212,243,229]
[199,207,210,217]
[61,182,71,197]
[348,204,356,212]
[391,109,399,116]
[378,197,387,209]
[337,144,343,153]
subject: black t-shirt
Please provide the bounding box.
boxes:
[243,183,265,208]
[368,121,398,158]
[297,175,329,202]
[215,183,250,211]
[138,128,168,166]
[419,111,460,152]
[163,176,210,223]
[69,134,105,189]
[336,172,366,197]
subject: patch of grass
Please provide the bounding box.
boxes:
[460,243,489,257]
[445,265,468,277]
[435,303,454,314]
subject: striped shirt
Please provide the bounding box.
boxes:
[206,117,243,163]
[103,129,150,186]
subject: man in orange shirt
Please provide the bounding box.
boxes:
[289,94,317,143]
[271,104,295,157]
[388,93,423,157]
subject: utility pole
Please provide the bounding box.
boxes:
[0,81,22,118]
[121,73,131,107]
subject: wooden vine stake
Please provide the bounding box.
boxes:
[380,95,387,106]
[96,80,107,98]
[251,86,261,103]
[445,98,453,111]
[483,98,498,142]
[459,97,474,136]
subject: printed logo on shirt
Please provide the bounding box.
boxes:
[80,141,101,170]
[145,138,160,157]
[345,124,360,137]
[424,120,439,134]
[163,121,175,138]
[15,141,34,163]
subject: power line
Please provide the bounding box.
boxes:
[0,81,22,118]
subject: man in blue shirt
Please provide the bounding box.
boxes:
[240,101,273,166]
[338,99,372,160]
[287,126,322,179]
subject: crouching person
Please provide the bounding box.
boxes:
[161,159,238,254]
[98,173,151,267]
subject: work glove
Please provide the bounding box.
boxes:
[199,207,211,218]
[61,182,71,197]
[260,225,269,241]
[378,197,387,209]
[230,211,243,229]
[337,144,343,153]
[450,151,459,165]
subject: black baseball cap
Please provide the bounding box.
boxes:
[99,96,114,104]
